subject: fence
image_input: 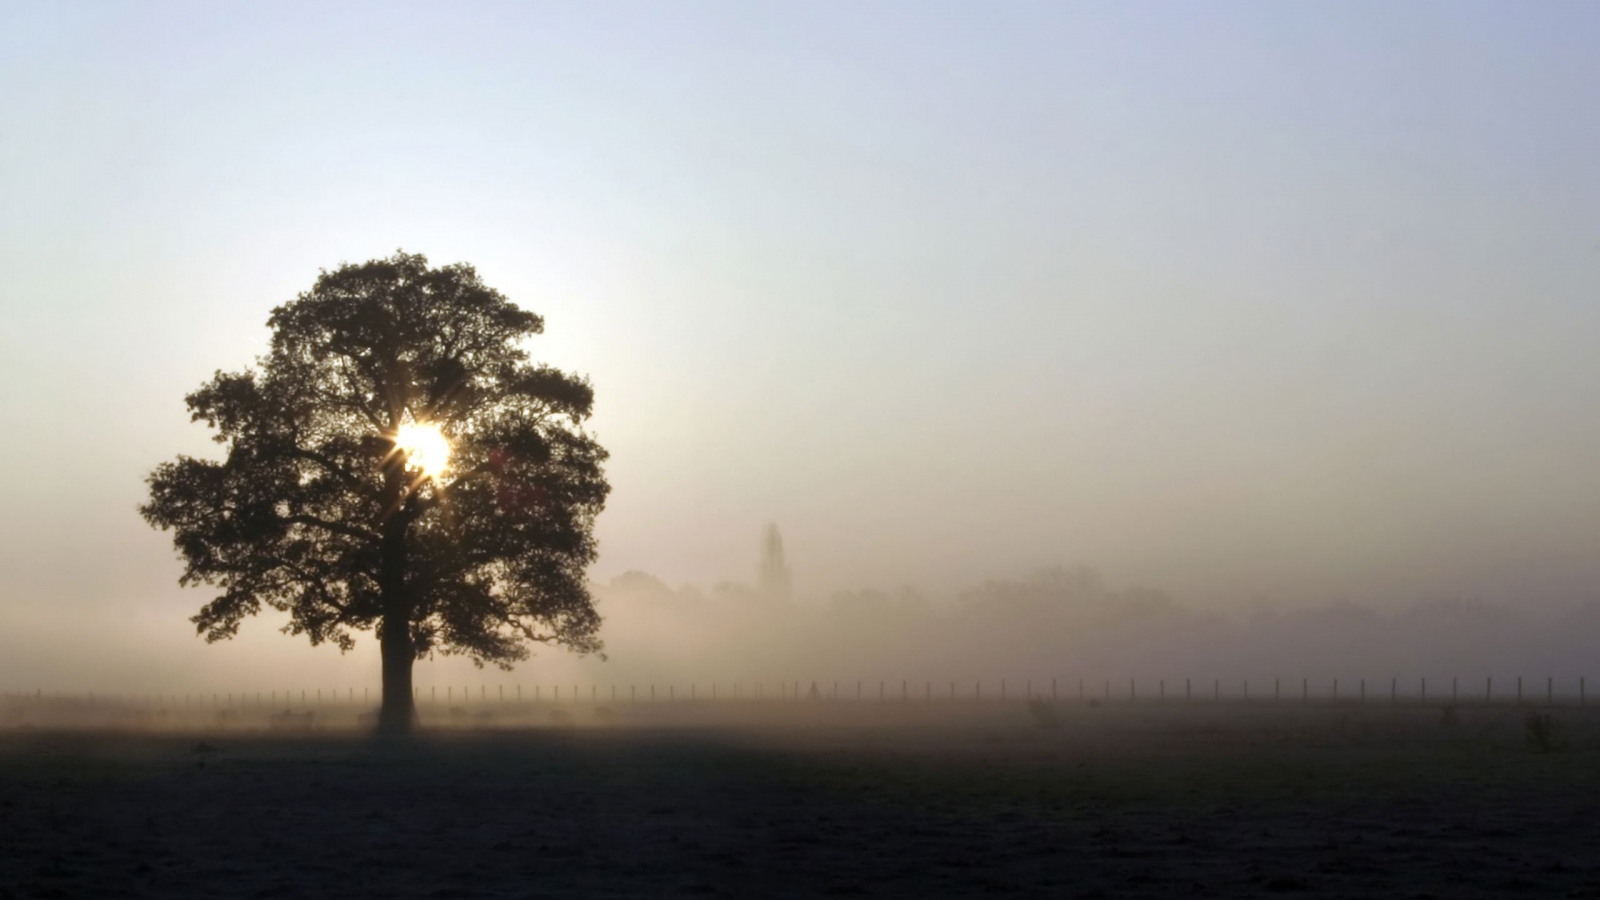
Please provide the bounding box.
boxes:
[2,674,1591,711]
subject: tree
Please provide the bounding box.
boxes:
[140,251,609,735]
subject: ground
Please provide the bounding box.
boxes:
[2,701,1597,898]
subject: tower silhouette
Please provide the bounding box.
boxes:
[758,523,792,601]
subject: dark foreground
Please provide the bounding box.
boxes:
[2,704,1598,898]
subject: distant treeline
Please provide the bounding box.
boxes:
[585,566,1600,684]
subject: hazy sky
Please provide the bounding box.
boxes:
[3,2,1599,687]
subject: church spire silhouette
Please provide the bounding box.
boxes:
[758,522,792,602]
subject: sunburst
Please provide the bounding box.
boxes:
[395,422,451,479]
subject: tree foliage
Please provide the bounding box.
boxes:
[141,251,609,669]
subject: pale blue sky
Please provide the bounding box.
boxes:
[2,2,1599,686]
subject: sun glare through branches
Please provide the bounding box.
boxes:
[394,422,451,479]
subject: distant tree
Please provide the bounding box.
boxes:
[606,571,674,597]
[140,252,609,735]
[830,586,925,618]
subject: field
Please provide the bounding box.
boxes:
[3,701,1598,898]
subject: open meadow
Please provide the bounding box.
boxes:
[3,698,1598,898]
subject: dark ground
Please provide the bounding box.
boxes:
[2,703,1598,898]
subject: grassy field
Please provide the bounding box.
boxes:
[2,702,1597,898]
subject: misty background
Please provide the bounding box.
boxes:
[3,1,1599,692]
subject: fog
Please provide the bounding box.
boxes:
[4,3,1600,696]
[587,562,1600,690]
[7,528,1597,697]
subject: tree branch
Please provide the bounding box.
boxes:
[283,514,380,544]
[281,446,372,496]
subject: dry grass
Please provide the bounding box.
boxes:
[2,703,1599,897]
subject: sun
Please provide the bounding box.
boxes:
[395,422,451,479]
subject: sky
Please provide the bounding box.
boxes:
[2,1,1599,690]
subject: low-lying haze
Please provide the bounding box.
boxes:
[3,2,1599,692]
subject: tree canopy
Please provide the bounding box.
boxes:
[141,251,609,729]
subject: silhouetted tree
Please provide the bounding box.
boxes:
[141,252,609,735]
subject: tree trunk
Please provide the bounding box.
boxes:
[376,442,418,736]
[376,491,416,736]
[377,611,416,735]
